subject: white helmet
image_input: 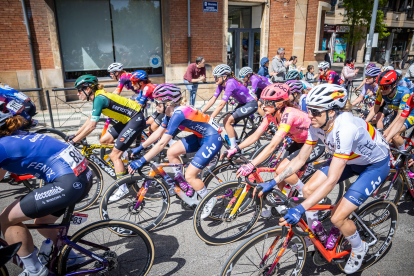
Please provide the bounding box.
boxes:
[213,64,232,77]
[306,83,348,110]
[318,61,330,70]
[383,65,394,71]
[107,62,123,73]
[239,67,253,78]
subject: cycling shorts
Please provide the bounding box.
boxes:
[318,155,390,207]
[20,168,93,219]
[108,112,146,151]
[232,100,258,124]
[180,133,223,170]
[254,88,263,100]
[150,111,165,126]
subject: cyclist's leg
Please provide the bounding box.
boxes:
[223,113,237,147]
[166,137,187,175]
[101,121,124,145]
[274,142,303,190]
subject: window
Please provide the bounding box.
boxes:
[55,0,163,80]
[228,6,252,29]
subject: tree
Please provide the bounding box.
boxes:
[340,0,389,59]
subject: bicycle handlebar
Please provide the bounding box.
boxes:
[135,163,155,180]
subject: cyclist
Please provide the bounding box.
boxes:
[0,114,92,276]
[107,63,139,98]
[395,69,414,93]
[317,61,343,86]
[255,84,390,274]
[365,70,411,150]
[222,83,319,218]
[239,66,270,117]
[353,63,377,92]
[286,80,303,107]
[202,64,258,149]
[351,67,381,106]
[68,75,145,199]
[285,69,302,81]
[128,84,222,215]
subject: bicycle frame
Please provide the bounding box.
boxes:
[81,145,117,179]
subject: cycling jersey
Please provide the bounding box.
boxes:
[259,107,310,143]
[138,83,158,105]
[0,131,87,182]
[374,86,411,111]
[361,83,378,97]
[398,77,414,93]
[91,89,142,124]
[402,94,414,118]
[319,70,343,85]
[300,80,314,91]
[299,94,308,112]
[306,112,389,165]
[249,75,271,92]
[115,73,139,95]
[161,105,221,137]
[214,78,255,104]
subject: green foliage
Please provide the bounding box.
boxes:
[340,0,389,46]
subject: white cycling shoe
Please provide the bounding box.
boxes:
[344,241,369,274]
[18,265,48,276]
[201,197,217,219]
[109,184,129,202]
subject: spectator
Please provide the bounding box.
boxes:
[325,47,331,66]
[405,63,414,78]
[288,56,305,75]
[183,56,206,106]
[305,65,319,83]
[378,58,386,70]
[341,57,359,90]
[402,49,409,69]
[257,57,270,78]
[269,48,291,82]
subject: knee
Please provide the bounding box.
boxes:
[302,184,313,198]
[330,213,345,228]
[185,170,196,183]
[100,137,110,145]
[110,150,122,160]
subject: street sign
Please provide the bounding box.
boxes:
[366,33,378,48]
[203,1,218,12]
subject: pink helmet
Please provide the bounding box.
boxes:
[152,83,182,103]
[261,83,290,101]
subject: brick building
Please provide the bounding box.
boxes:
[0,0,331,104]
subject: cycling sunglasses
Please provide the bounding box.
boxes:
[262,100,277,107]
[307,107,324,117]
[365,76,372,79]
[380,85,392,90]
[214,76,222,81]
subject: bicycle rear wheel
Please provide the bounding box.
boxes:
[336,199,399,273]
[0,266,8,276]
[57,219,154,276]
[220,226,306,276]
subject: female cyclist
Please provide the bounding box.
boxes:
[202,64,258,149]
[351,67,381,106]
[107,63,140,98]
[128,84,222,216]
[255,84,390,274]
[239,66,271,116]
[286,80,303,107]
[0,115,92,276]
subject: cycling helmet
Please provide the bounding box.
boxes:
[107,62,123,73]
[318,61,330,70]
[366,63,376,69]
[130,70,148,84]
[395,69,403,80]
[213,64,232,77]
[383,65,394,71]
[365,67,381,77]
[286,70,300,81]
[261,83,290,102]
[377,70,398,86]
[239,67,253,78]
[74,75,98,89]
[286,80,303,94]
[306,83,348,110]
[153,83,182,103]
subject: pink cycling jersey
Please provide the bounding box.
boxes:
[259,107,310,143]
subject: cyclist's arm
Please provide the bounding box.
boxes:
[73,116,98,143]
[355,79,366,91]
[385,115,406,142]
[141,125,167,148]
[351,94,364,106]
[210,100,226,119]
[384,109,403,138]
[113,83,123,95]
[251,133,283,166]
[73,96,107,142]
[237,125,265,152]
[201,96,217,113]
[365,100,381,122]
[142,133,173,161]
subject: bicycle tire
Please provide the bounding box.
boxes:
[99,175,170,232]
[57,219,154,276]
[0,266,8,276]
[369,169,403,205]
[193,180,262,245]
[39,158,104,212]
[336,199,399,273]
[35,128,66,140]
[220,226,306,276]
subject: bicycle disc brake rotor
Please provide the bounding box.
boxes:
[93,251,118,274]
[258,263,278,275]
[128,200,145,215]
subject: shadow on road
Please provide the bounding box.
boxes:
[151,232,186,276]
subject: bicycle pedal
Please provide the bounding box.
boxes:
[331,258,347,264]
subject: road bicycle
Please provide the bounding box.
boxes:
[220,184,399,276]
[0,204,154,276]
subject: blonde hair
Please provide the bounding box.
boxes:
[340,100,353,112]
[96,84,105,90]
[0,116,25,137]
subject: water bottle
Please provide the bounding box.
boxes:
[38,239,53,265]
[282,184,292,196]
[311,221,328,244]
[224,134,231,146]
[325,226,341,249]
[275,205,287,215]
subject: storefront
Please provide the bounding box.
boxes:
[322,25,350,63]
[370,28,412,62]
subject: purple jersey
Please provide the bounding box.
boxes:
[214,78,255,104]
[249,75,271,91]
[361,83,378,97]
[115,73,139,94]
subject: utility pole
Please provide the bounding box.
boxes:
[364,0,380,77]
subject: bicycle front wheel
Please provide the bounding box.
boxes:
[57,219,154,276]
[220,226,306,276]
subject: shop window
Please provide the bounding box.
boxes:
[228,6,252,28]
[56,0,163,80]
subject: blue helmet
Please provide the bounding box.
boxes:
[286,70,300,81]
[130,70,148,83]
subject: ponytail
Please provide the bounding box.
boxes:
[0,116,24,137]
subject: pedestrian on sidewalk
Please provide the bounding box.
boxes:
[402,49,409,69]
[269,48,290,82]
[341,57,359,90]
[184,56,206,106]
[257,57,270,78]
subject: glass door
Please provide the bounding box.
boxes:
[227,31,236,72]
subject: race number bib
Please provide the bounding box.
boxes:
[59,145,88,176]
[208,117,222,133]
[70,213,88,225]
[6,100,24,115]
[15,92,30,102]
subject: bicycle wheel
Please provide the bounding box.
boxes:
[193,180,262,245]
[0,266,8,276]
[220,226,306,276]
[367,169,403,205]
[99,175,169,232]
[35,128,66,140]
[57,219,154,276]
[250,141,284,167]
[336,199,399,273]
[39,159,104,212]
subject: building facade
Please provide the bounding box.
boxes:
[0,0,331,103]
